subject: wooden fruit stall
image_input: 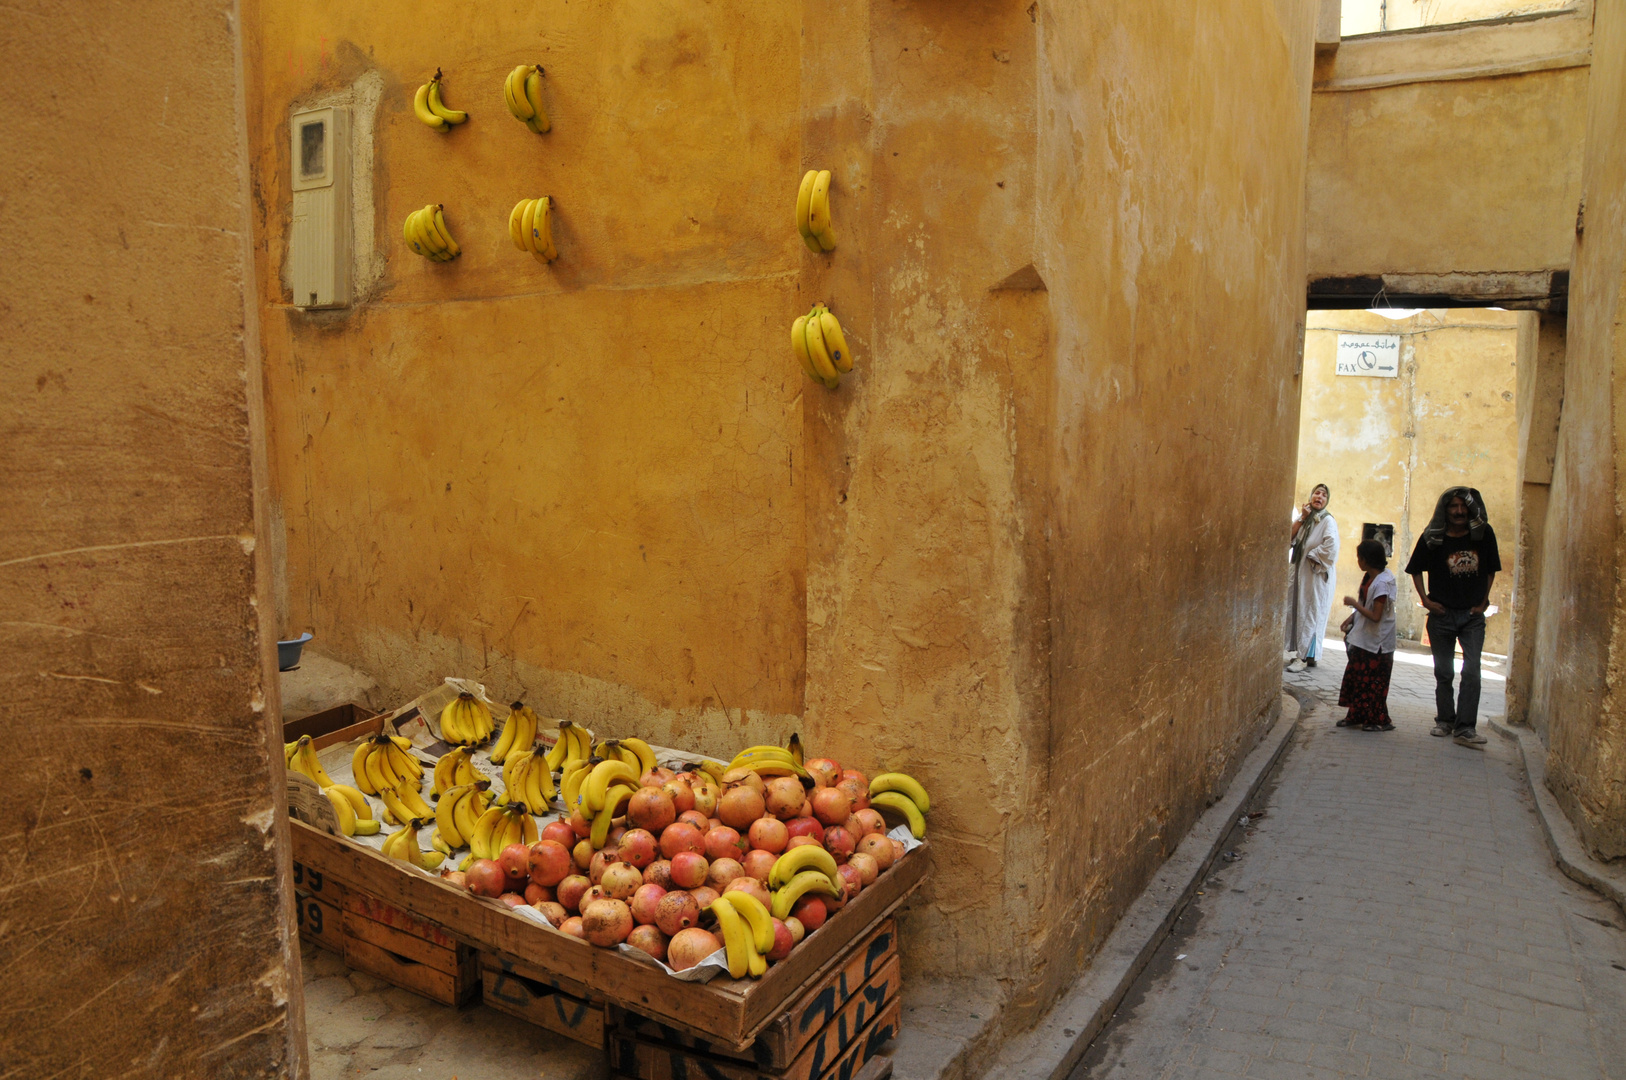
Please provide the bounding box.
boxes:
[288,704,931,1069]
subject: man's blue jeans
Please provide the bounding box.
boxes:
[1428,609,1486,732]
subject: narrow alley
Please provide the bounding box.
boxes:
[1074,646,1626,1079]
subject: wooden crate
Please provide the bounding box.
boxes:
[612,919,899,1070]
[290,817,929,1050]
[480,952,607,1047]
[610,995,902,1080]
[339,893,480,1006]
[611,1050,892,1080]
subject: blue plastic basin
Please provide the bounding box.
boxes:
[278,632,313,671]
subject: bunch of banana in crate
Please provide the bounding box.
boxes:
[285,734,380,837]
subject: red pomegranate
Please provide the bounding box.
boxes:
[655,890,701,936]
[742,849,778,882]
[619,828,658,870]
[847,851,879,886]
[582,898,633,947]
[805,758,842,788]
[670,851,709,889]
[723,876,771,910]
[767,918,796,960]
[529,840,573,887]
[854,809,887,836]
[660,822,706,860]
[786,817,825,845]
[601,862,645,901]
[556,874,590,912]
[704,827,745,862]
[791,895,827,931]
[628,787,677,833]
[668,927,722,971]
[572,837,594,870]
[661,777,696,814]
[627,924,669,961]
[836,777,869,811]
[748,817,789,853]
[856,833,894,869]
[811,787,853,827]
[706,858,744,889]
[542,818,578,848]
[644,859,675,890]
[717,785,766,831]
[630,883,668,925]
[536,900,569,926]
[465,859,506,898]
[823,826,857,864]
[764,776,806,820]
[560,916,587,940]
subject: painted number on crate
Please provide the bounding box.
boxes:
[297,897,325,935]
[798,926,893,1034]
[488,961,592,1030]
[292,861,325,893]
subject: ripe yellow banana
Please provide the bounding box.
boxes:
[770,869,843,920]
[561,758,594,811]
[505,65,535,120]
[325,787,358,836]
[809,170,835,251]
[293,737,335,788]
[329,784,373,821]
[432,746,468,796]
[425,74,467,125]
[584,759,641,814]
[490,705,521,764]
[544,721,572,770]
[568,724,593,762]
[430,206,461,259]
[452,781,489,843]
[385,738,423,779]
[523,68,550,133]
[589,784,636,849]
[804,312,840,383]
[817,310,852,374]
[470,804,505,860]
[435,783,473,848]
[718,891,775,954]
[524,752,556,809]
[528,196,556,262]
[791,314,825,384]
[729,745,798,768]
[619,738,656,776]
[795,170,818,246]
[870,772,930,812]
[413,82,447,129]
[708,895,753,979]
[376,784,418,828]
[350,739,379,794]
[397,780,436,820]
[871,791,927,838]
[404,207,444,261]
[769,844,840,889]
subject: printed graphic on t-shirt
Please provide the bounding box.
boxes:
[1447,549,1480,577]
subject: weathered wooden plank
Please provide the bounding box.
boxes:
[478,948,601,1004]
[611,995,901,1080]
[481,962,607,1047]
[292,858,351,910]
[342,934,478,1007]
[343,892,460,950]
[342,908,467,975]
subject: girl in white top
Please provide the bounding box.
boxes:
[1336,539,1397,731]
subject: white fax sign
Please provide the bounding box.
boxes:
[1336,333,1400,378]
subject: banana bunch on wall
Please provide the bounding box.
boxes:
[504,64,551,133]
[796,169,836,253]
[508,197,558,263]
[791,303,853,388]
[413,69,468,130]
[404,204,461,261]
[438,691,495,745]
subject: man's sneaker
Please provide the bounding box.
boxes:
[1454,730,1488,747]
[1431,725,1452,737]
[1285,659,1306,673]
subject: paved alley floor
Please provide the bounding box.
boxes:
[1074,641,1626,1079]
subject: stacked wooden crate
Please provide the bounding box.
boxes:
[609,919,902,1080]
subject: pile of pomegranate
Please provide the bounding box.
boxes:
[443,757,907,971]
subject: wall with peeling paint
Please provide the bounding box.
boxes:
[247,0,1316,1019]
[3,0,301,1074]
[1297,310,1520,654]
[1526,0,1626,862]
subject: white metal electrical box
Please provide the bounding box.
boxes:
[289,106,352,309]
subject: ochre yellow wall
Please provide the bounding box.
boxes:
[1297,310,1520,654]
[1030,0,1316,1018]
[1528,0,1626,861]
[248,1,807,732]
[1307,12,1588,282]
[247,0,1317,1015]
[3,0,300,1073]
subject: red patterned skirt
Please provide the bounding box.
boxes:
[1338,645,1394,727]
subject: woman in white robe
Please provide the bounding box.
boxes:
[1287,484,1339,669]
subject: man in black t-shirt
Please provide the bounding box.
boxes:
[1404,487,1501,747]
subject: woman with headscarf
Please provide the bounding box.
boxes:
[1286,483,1339,671]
